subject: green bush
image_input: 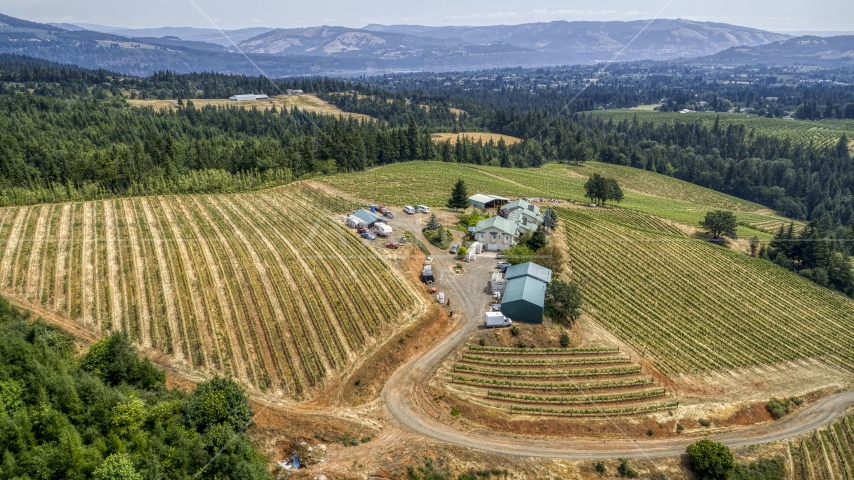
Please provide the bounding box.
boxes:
[731,457,786,480]
[559,332,570,348]
[686,439,735,480]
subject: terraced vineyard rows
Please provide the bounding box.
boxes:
[559,208,854,375]
[790,414,854,480]
[0,183,420,397]
[446,344,674,416]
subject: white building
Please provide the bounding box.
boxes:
[229,94,269,101]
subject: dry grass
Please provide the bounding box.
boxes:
[628,104,660,111]
[432,132,522,145]
[127,94,375,122]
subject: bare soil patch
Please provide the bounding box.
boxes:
[432,132,522,145]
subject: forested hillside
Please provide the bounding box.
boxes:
[2,54,854,232]
[0,296,268,479]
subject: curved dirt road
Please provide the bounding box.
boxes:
[382,215,854,458]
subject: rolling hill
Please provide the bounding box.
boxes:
[0,13,805,76]
[701,35,854,65]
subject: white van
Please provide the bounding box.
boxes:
[404,206,416,215]
[417,205,430,213]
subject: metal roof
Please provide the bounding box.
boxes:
[470,216,518,236]
[502,276,547,308]
[353,209,386,225]
[469,194,510,204]
[504,262,553,284]
[504,199,540,216]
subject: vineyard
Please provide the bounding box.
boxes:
[0,183,420,397]
[590,110,854,151]
[321,161,796,237]
[471,164,793,238]
[790,414,854,480]
[446,344,675,416]
[559,207,854,375]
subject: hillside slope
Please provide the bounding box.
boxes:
[0,183,421,398]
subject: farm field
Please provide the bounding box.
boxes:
[558,207,854,375]
[432,132,523,145]
[0,183,420,397]
[127,94,376,122]
[447,344,676,416]
[322,161,798,237]
[589,110,854,151]
[789,414,854,480]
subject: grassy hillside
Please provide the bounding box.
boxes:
[323,161,796,238]
[127,94,376,122]
[0,183,419,398]
[590,110,854,150]
[559,207,854,374]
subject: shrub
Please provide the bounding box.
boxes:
[451,406,460,417]
[618,458,639,478]
[766,398,789,419]
[509,325,519,337]
[686,439,735,480]
[676,423,685,433]
[479,338,486,346]
[595,461,607,475]
[183,376,253,434]
[698,418,712,427]
[559,332,570,348]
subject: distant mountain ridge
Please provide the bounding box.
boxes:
[360,20,788,58]
[701,35,854,66]
[52,24,274,47]
[0,13,850,76]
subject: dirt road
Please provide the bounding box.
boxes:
[383,210,854,458]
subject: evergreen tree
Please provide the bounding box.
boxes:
[426,213,440,231]
[527,228,547,251]
[543,207,558,231]
[447,178,469,210]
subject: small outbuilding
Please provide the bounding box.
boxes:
[352,209,388,228]
[468,194,509,210]
[229,94,269,101]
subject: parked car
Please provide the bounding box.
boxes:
[495,252,505,259]
[357,227,369,234]
[449,243,460,254]
[417,205,430,213]
[499,265,509,273]
[491,304,502,311]
[404,206,416,215]
[383,210,394,219]
[497,261,510,268]
[360,232,376,240]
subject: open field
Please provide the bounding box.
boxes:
[127,94,376,122]
[558,207,854,375]
[590,110,854,151]
[432,132,523,145]
[0,183,420,397]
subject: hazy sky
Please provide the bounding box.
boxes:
[5,0,854,32]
